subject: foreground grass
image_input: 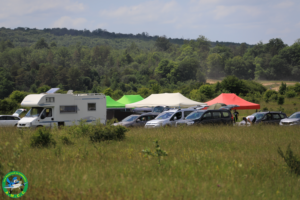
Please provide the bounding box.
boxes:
[1,125,300,199]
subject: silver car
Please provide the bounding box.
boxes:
[279,112,300,126]
[145,109,194,128]
[113,113,158,127]
[0,115,20,127]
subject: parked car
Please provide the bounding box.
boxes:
[152,106,171,113]
[239,111,287,126]
[176,109,233,126]
[187,105,209,110]
[0,115,21,127]
[279,111,300,126]
[145,108,195,128]
[113,112,159,127]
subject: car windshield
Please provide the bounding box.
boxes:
[156,112,174,119]
[186,111,205,120]
[25,107,44,117]
[289,113,300,119]
[152,106,165,113]
[14,109,24,114]
[122,115,139,122]
[252,113,264,120]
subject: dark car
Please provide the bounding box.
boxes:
[239,111,287,126]
[113,112,159,127]
[176,109,233,126]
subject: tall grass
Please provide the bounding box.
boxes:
[0,125,300,199]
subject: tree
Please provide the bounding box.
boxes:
[9,90,28,103]
[221,75,247,95]
[199,85,214,99]
[35,38,49,49]
[155,36,171,51]
[279,82,287,95]
[67,67,82,90]
[0,70,14,99]
[207,53,224,78]
[225,56,249,79]
[37,85,51,94]
[265,38,287,56]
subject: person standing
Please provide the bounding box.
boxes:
[233,109,239,123]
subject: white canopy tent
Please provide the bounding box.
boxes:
[125,93,207,108]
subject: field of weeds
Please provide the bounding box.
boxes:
[1,124,300,199]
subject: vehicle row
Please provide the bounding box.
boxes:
[113,110,300,128]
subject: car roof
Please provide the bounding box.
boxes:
[257,111,286,114]
[140,112,159,116]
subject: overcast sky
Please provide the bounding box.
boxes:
[0,0,299,45]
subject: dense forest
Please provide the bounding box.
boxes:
[0,27,300,111]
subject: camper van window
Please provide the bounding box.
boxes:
[25,107,44,117]
[41,108,52,118]
[88,103,96,111]
[60,106,77,113]
[46,97,55,102]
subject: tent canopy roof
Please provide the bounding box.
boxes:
[117,95,144,105]
[205,93,260,110]
[106,96,125,108]
[125,93,206,108]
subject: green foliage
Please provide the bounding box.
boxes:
[221,75,246,95]
[263,90,278,102]
[277,95,285,105]
[37,85,51,94]
[286,90,297,98]
[199,85,214,99]
[104,88,113,96]
[30,127,56,148]
[112,89,123,100]
[279,82,287,95]
[34,38,49,49]
[0,98,18,112]
[9,90,28,103]
[155,36,171,51]
[60,135,74,145]
[142,140,168,165]
[278,144,300,175]
[90,124,127,143]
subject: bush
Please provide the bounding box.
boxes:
[263,90,278,102]
[277,95,285,105]
[9,90,29,103]
[60,135,74,145]
[199,85,214,99]
[30,127,56,148]
[90,125,127,143]
[286,90,297,98]
[278,144,300,175]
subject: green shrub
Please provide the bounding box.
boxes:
[90,125,127,143]
[277,95,285,105]
[60,135,74,145]
[279,82,287,95]
[262,107,268,111]
[263,90,278,102]
[286,90,297,98]
[278,144,300,175]
[30,127,56,148]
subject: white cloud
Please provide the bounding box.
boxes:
[52,16,87,28]
[0,0,86,20]
[100,0,180,24]
[274,0,294,8]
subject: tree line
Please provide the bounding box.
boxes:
[0,28,300,106]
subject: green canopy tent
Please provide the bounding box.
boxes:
[117,95,144,105]
[106,96,125,108]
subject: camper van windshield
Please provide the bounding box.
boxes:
[25,107,44,117]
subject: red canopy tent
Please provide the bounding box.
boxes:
[206,93,260,110]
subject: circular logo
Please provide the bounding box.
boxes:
[2,171,28,198]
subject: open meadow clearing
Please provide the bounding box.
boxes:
[1,124,300,199]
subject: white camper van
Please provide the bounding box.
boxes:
[17,88,106,128]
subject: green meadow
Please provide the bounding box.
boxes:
[1,98,300,199]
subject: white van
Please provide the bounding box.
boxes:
[17,89,106,128]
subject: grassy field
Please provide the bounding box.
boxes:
[0,125,300,199]
[1,98,300,199]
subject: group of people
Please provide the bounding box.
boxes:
[232,110,256,125]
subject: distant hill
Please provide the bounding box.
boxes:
[0,27,252,49]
